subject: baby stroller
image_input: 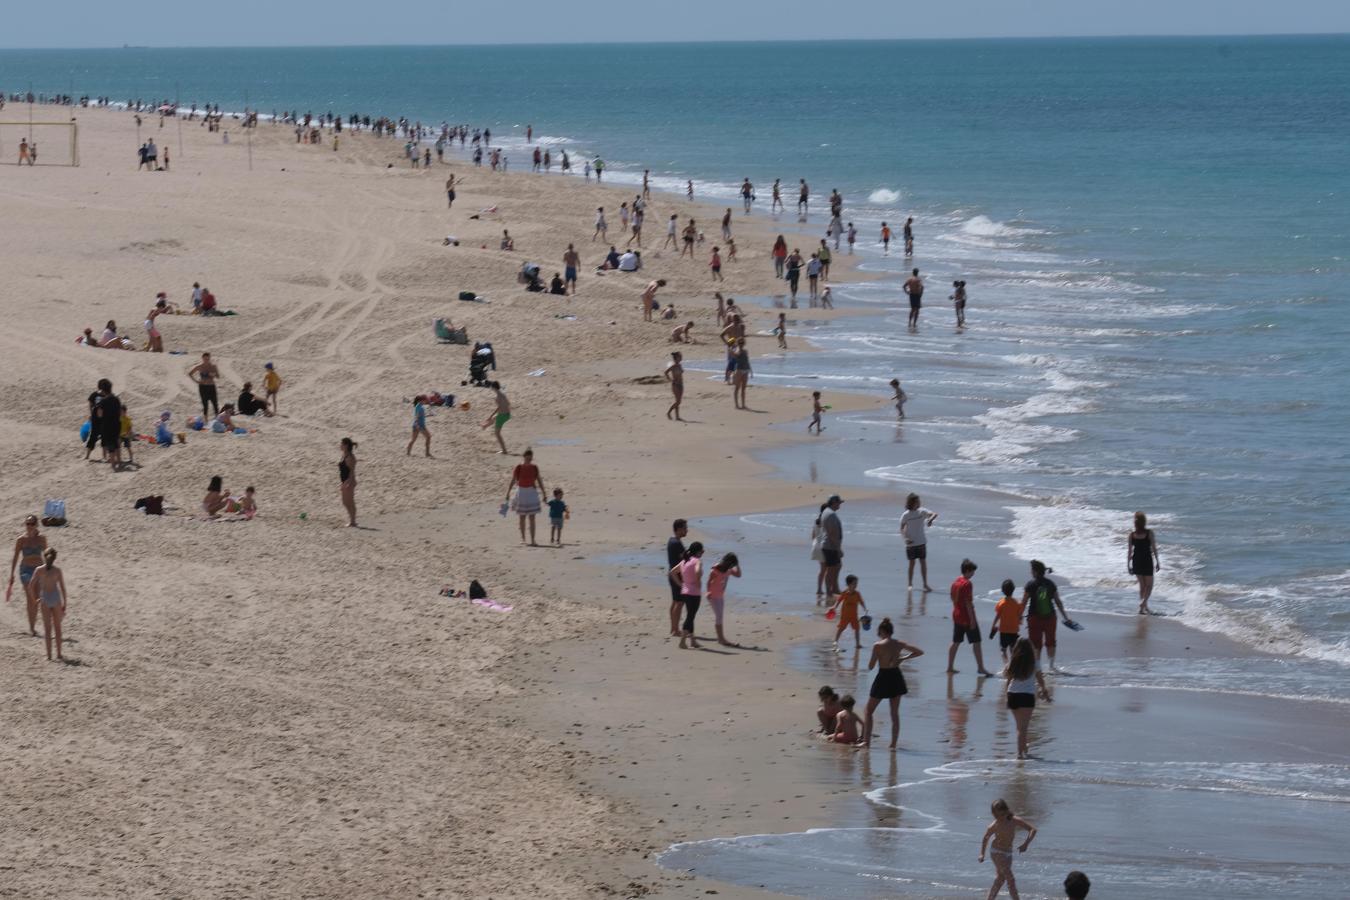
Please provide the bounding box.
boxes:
[468,342,496,385]
[518,262,544,292]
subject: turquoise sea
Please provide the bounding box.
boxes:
[5,35,1349,898]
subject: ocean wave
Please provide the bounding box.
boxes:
[960,214,1046,238]
[868,188,901,204]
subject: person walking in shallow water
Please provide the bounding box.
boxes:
[1128,511,1160,614]
[862,617,923,749]
[904,268,925,329]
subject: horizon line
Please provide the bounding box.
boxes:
[2,31,1349,52]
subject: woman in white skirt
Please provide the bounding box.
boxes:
[506,448,547,546]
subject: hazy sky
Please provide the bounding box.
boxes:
[3,0,1348,48]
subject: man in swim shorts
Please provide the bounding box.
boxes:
[482,381,511,454]
[820,495,845,598]
[904,268,924,329]
[563,244,580,295]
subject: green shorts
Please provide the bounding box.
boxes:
[494,412,511,429]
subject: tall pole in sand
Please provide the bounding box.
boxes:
[245,89,253,171]
[175,81,184,161]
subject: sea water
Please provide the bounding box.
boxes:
[6,36,1349,897]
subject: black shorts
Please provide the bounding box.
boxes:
[100,428,120,451]
[905,544,927,561]
[821,548,841,567]
[1007,692,1036,710]
[670,582,683,604]
[909,295,922,309]
[999,632,1019,650]
[952,623,981,644]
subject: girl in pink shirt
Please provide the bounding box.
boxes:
[669,541,705,649]
[706,553,742,647]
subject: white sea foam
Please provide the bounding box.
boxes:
[868,188,901,204]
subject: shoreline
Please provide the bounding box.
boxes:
[3,102,1346,900]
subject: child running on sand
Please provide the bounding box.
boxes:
[407,395,432,457]
[1004,637,1052,759]
[831,574,867,651]
[827,695,863,744]
[705,552,742,647]
[547,488,568,545]
[809,391,824,434]
[263,362,282,413]
[990,579,1024,664]
[816,686,841,734]
[979,798,1038,899]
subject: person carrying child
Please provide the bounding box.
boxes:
[990,579,1024,664]
[547,488,569,545]
[827,694,863,744]
[979,798,1038,899]
[830,574,868,652]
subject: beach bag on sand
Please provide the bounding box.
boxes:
[468,579,487,600]
[134,495,165,516]
[458,291,478,301]
[42,499,67,527]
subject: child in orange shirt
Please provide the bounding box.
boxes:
[831,574,868,651]
[989,578,1025,664]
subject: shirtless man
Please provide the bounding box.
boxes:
[797,179,809,217]
[445,174,460,208]
[665,352,685,421]
[741,178,754,214]
[187,352,221,418]
[562,244,581,295]
[641,279,666,323]
[904,268,925,330]
[670,322,694,344]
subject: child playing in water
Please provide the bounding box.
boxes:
[827,694,863,744]
[809,391,823,434]
[978,798,1038,900]
[547,488,568,545]
[816,685,841,734]
[990,579,1024,664]
[831,574,868,651]
[775,313,787,349]
[890,378,907,419]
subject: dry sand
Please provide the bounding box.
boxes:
[0,108,881,898]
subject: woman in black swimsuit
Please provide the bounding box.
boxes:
[1127,511,1160,615]
[862,618,924,749]
[339,438,358,527]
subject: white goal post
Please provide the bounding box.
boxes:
[0,119,80,167]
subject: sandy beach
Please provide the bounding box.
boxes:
[0,107,877,899]
[4,104,1348,900]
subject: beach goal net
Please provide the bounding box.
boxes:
[0,119,80,166]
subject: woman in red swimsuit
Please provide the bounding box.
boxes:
[506,448,547,546]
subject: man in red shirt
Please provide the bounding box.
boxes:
[947,559,995,676]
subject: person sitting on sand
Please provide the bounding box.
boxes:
[203,475,231,517]
[77,327,96,346]
[660,303,677,321]
[618,249,641,272]
[500,230,515,251]
[816,686,841,734]
[827,695,863,744]
[237,486,258,519]
[237,383,273,417]
[549,272,567,295]
[99,320,124,349]
[211,404,237,433]
[200,288,220,316]
[597,246,621,271]
[670,322,694,343]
